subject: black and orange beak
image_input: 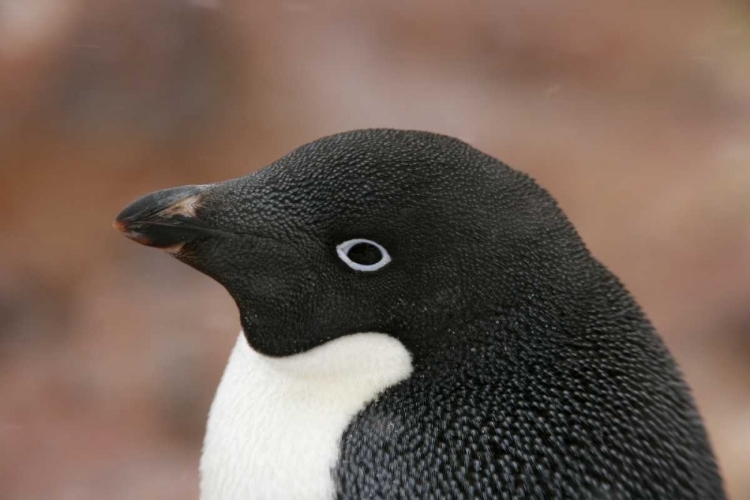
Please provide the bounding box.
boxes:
[113,185,211,250]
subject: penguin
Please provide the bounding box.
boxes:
[114,129,725,499]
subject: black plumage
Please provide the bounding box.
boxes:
[327,131,723,499]
[116,129,725,499]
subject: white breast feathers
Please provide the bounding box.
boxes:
[199,332,413,500]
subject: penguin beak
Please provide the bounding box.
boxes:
[114,185,212,250]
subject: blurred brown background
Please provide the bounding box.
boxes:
[1,1,749,498]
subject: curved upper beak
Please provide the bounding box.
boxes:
[113,185,211,249]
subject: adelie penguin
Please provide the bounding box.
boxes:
[114,129,725,499]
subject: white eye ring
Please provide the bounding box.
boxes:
[336,238,391,272]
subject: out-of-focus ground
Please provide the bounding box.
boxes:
[1,1,749,498]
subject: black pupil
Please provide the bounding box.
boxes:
[347,242,383,266]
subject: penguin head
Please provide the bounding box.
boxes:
[115,129,587,362]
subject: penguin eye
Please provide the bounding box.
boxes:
[336,239,391,272]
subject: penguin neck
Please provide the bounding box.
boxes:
[200,331,413,500]
[399,278,603,371]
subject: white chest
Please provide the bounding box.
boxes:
[199,332,413,500]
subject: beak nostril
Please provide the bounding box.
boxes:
[156,194,203,219]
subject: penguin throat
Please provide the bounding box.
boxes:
[199,331,414,500]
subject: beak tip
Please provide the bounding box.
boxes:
[112,219,127,232]
[113,219,154,246]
